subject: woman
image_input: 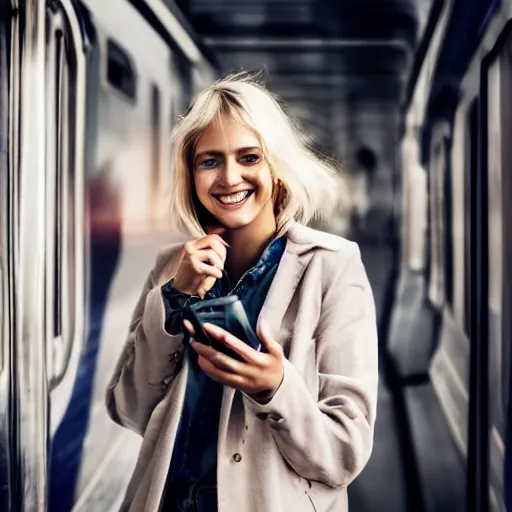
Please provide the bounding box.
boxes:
[106,72,378,512]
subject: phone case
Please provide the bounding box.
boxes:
[182,295,261,361]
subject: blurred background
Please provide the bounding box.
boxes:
[1,0,511,510]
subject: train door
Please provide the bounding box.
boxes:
[45,2,88,511]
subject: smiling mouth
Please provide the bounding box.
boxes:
[213,190,254,205]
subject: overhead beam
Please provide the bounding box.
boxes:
[204,36,412,53]
[267,73,407,87]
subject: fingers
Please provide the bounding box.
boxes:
[196,354,246,387]
[195,236,228,264]
[197,275,217,299]
[205,226,231,250]
[192,342,245,373]
[183,319,196,337]
[192,235,228,298]
[175,230,230,298]
[185,234,228,262]
[203,323,260,363]
[195,248,224,272]
[190,259,223,279]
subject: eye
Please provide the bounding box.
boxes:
[240,154,261,165]
[197,158,221,169]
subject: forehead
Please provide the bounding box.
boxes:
[194,115,261,154]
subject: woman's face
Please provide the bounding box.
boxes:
[192,114,275,231]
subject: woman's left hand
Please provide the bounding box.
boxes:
[185,319,284,401]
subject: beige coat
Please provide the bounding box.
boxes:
[106,221,378,512]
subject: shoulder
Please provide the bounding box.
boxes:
[285,221,359,264]
[284,222,364,293]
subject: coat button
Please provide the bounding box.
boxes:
[232,453,242,463]
[169,350,182,363]
[256,413,269,420]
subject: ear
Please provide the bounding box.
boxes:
[273,178,287,215]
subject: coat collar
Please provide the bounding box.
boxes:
[280,220,344,256]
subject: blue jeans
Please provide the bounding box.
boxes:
[162,467,217,512]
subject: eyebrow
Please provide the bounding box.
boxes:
[194,146,261,159]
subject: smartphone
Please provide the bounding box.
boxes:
[182,295,261,361]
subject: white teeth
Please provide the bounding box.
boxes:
[218,190,250,204]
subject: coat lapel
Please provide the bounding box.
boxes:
[218,221,342,441]
[257,248,313,342]
[218,233,315,439]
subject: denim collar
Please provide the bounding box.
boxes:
[210,235,286,296]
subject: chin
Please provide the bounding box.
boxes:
[216,214,256,230]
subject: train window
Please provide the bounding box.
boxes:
[428,122,450,308]
[46,19,74,390]
[44,8,85,401]
[106,39,136,101]
[487,55,505,428]
[150,84,161,216]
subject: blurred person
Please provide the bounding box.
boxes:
[349,146,377,239]
[106,72,378,512]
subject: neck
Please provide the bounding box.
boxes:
[224,212,277,284]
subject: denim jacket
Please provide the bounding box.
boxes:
[160,236,287,496]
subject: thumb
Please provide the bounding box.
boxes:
[205,225,230,247]
[205,225,226,235]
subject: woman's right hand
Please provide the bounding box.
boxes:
[173,227,229,299]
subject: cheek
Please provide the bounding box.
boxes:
[193,174,211,200]
[255,169,274,200]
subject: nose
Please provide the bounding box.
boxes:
[219,157,243,187]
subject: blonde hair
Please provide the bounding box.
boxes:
[169,71,345,238]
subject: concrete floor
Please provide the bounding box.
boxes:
[348,243,410,512]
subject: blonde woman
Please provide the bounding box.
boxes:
[106,72,378,512]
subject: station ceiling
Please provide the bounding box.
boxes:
[175,0,431,105]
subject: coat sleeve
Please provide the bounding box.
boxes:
[242,245,378,488]
[105,248,187,437]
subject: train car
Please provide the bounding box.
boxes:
[394,0,512,510]
[0,1,217,510]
